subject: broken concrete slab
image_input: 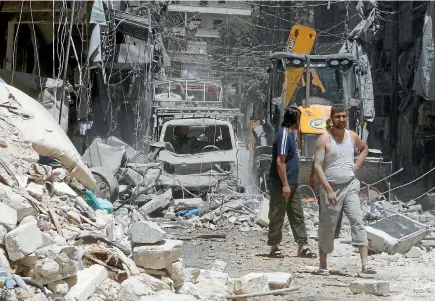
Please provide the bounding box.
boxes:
[5,222,43,261]
[27,246,79,285]
[198,269,229,287]
[405,246,424,258]
[178,281,226,301]
[266,272,292,290]
[0,202,18,231]
[167,259,184,289]
[26,182,46,200]
[234,273,271,301]
[53,182,78,197]
[95,278,121,301]
[366,214,431,254]
[120,276,153,301]
[130,221,167,245]
[19,215,37,226]
[1,190,37,222]
[183,268,200,284]
[140,189,172,215]
[349,280,390,296]
[133,239,183,269]
[173,198,204,211]
[118,167,144,186]
[256,197,269,227]
[41,232,56,248]
[135,273,171,292]
[65,264,108,301]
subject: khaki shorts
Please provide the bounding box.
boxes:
[318,178,368,254]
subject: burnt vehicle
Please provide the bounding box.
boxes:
[148,117,245,198]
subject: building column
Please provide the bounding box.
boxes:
[6,22,15,71]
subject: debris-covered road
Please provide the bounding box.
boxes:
[164,222,435,301]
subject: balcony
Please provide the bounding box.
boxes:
[168,4,251,15]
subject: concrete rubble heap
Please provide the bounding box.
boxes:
[0,117,301,301]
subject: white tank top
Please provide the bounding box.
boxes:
[324,129,355,184]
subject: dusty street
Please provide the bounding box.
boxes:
[162,219,435,301]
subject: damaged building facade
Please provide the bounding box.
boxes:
[0,0,169,152]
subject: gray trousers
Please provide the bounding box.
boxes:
[318,178,367,254]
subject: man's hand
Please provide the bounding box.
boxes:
[327,190,337,205]
[283,185,291,199]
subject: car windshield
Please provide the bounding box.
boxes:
[162,124,233,154]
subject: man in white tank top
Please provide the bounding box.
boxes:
[313,104,376,275]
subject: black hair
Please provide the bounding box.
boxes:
[330,103,346,117]
[281,107,301,127]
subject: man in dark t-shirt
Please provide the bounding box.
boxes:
[267,108,315,259]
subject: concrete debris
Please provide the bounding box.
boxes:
[5,222,43,261]
[140,291,197,301]
[0,186,38,222]
[95,278,121,301]
[0,225,7,245]
[234,272,271,301]
[349,280,391,296]
[211,259,228,273]
[118,167,144,186]
[173,198,204,211]
[167,259,184,289]
[405,246,424,258]
[183,268,200,284]
[178,281,227,301]
[24,245,79,284]
[133,239,183,269]
[119,276,153,300]
[198,269,229,287]
[134,273,171,292]
[130,221,167,244]
[266,272,292,290]
[0,201,18,231]
[140,189,173,215]
[65,264,108,301]
[366,214,431,254]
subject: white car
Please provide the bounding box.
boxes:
[149,118,245,198]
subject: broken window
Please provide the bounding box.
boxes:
[163,124,233,154]
[200,1,208,6]
[213,20,223,29]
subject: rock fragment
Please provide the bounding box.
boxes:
[65,264,108,301]
[349,280,390,296]
[133,239,183,269]
[5,222,43,261]
[130,221,166,244]
[0,202,18,231]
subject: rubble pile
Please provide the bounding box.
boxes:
[168,195,265,232]
[0,117,299,301]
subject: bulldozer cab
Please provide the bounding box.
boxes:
[267,52,359,157]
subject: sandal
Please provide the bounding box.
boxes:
[299,248,317,258]
[313,268,330,276]
[268,249,285,258]
[361,266,377,274]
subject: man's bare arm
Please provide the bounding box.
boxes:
[352,131,369,172]
[277,155,289,187]
[309,161,316,186]
[313,135,333,193]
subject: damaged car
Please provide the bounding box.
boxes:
[147,118,246,198]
